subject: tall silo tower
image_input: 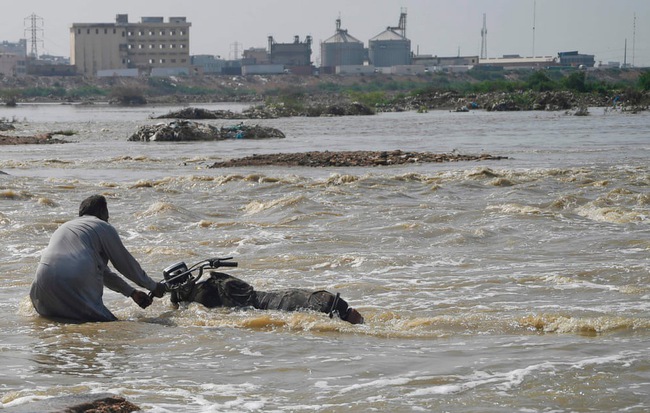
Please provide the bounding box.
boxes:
[368,10,411,67]
[320,17,365,73]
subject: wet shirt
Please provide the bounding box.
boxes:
[30,215,157,322]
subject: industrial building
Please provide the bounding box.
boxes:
[268,36,313,75]
[0,39,28,77]
[368,10,411,68]
[0,39,27,56]
[191,54,226,75]
[3,10,605,79]
[242,47,269,65]
[479,55,558,69]
[557,51,595,68]
[412,55,479,71]
[238,36,313,75]
[0,54,26,77]
[320,18,365,74]
[70,14,191,76]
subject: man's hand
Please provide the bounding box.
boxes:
[151,282,167,298]
[131,290,153,309]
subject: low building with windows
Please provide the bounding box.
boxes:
[0,39,27,56]
[0,40,27,77]
[71,14,191,76]
[479,55,558,69]
[557,51,595,68]
[0,53,27,77]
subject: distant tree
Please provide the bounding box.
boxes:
[563,71,587,92]
[526,70,555,91]
[109,86,147,105]
[0,89,18,106]
[639,70,650,91]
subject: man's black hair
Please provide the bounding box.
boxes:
[79,195,109,221]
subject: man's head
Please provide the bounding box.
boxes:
[79,195,109,222]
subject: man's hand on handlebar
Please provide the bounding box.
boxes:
[151,282,167,298]
[131,290,154,309]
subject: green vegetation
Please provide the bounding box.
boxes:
[0,85,106,102]
[0,68,646,107]
[639,70,650,91]
[526,71,556,91]
[347,90,390,107]
[20,86,67,98]
[562,71,587,92]
[314,69,636,98]
[264,86,307,112]
[0,89,19,106]
[68,85,107,98]
[108,86,147,105]
[317,82,342,93]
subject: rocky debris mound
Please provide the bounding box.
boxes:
[0,121,16,131]
[210,150,508,168]
[386,91,464,112]
[0,133,70,145]
[128,120,285,142]
[390,90,616,112]
[483,90,584,112]
[2,394,139,413]
[155,101,374,120]
[154,107,250,120]
[62,396,139,413]
[532,90,579,110]
[570,106,590,116]
[263,101,375,117]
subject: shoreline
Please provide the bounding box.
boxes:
[1,69,648,113]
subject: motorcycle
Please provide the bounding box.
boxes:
[149,257,238,297]
[148,256,365,324]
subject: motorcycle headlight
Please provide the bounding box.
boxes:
[162,261,189,286]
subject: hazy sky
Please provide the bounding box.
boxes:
[2,0,649,67]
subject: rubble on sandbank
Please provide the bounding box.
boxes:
[128,120,285,142]
[210,150,508,168]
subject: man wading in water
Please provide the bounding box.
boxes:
[30,195,363,324]
[30,195,166,322]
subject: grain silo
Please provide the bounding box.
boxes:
[320,18,365,73]
[368,10,412,67]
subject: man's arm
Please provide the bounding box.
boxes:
[103,268,136,297]
[99,223,159,292]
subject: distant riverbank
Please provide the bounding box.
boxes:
[0,68,648,113]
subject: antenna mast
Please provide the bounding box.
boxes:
[532,0,536,56]
[632,13,636,67]
[480,13,487,60]
[24,13,44,58]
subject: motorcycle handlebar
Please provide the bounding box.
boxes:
[148,257,238,299]
[208,257,238,268]
[216,261,238,267]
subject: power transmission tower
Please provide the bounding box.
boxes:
[230,42,241,60]
[480,14,487,60]
[24,13,44,58]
